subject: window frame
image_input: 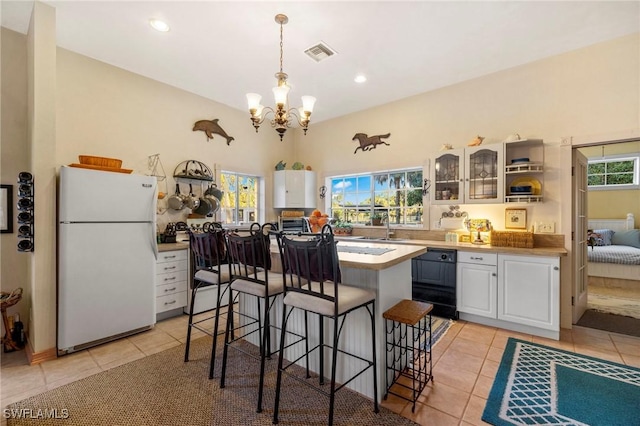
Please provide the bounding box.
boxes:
[219,170,262,226]
[587,153,639,191]
[327,167,424,227]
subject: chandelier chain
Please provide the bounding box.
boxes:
[279,21,284,75]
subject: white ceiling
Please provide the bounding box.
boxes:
[2,1,639,124]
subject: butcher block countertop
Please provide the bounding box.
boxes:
[159,235,566,266]
[399,239,566,257]
[334,236,567,257]
[157,242,189,252]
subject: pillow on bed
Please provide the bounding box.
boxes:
[593,229,615,246]
[611,229,640,248]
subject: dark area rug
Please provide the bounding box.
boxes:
[5,336,418,426]
[482,338,640,426]
[576,309,640,338]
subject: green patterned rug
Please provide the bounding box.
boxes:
[482,338,640,425]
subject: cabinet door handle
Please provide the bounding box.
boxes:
[164,300,176,305]
[492,273,497,277]
[164,287,176,292]
[164,276,176,281]
[164,266,176,270]
[554,266,559,271]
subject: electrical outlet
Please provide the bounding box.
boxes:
[536,222,555,233]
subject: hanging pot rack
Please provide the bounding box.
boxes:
[173,160,214,181]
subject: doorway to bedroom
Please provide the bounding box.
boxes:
[572,141,640,337]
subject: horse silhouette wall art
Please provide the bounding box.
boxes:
[352,133,391,154]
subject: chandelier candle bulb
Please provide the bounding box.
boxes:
[247,93,262,111]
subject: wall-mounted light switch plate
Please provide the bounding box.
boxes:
[536,221,555,233]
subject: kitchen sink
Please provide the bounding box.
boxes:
[358,236,408,242]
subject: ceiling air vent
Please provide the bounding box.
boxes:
[304,42,337,62]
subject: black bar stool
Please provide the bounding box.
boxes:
[184,226,233,380]
[272,225,379,426]
[383,299,434,412]
[219,222,285,413]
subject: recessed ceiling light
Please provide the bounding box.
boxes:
[149,19,170,32]
[354,74,367,83]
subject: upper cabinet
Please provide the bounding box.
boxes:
[273,170,316,209]
[431,144,504,205]
[504,139,544,203]
[431,149,463,205]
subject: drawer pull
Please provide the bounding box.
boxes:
[164,300,177,305]
[164,266,176,270]
[163,255,177,259]
[164,287,177,292]
[470,256,483,261]
[164,276,177,281]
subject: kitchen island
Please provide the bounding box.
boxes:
[247,240,428,403]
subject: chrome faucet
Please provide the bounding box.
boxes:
[383,214,394,240]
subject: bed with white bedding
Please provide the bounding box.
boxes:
[587,213,639,280]
[587,244,640,265]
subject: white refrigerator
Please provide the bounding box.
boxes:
[58,166,157,354]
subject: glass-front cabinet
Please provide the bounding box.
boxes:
[465,145,504,203]
[431,145,503,205]
[431,149,463,205]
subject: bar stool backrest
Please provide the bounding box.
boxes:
[227,222,272,280]
[189,228,228,271]
[274,225,342,305]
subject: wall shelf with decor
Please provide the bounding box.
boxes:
[504,139,544,203]
[16,172,34,252]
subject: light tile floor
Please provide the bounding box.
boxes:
[2,312,640,426]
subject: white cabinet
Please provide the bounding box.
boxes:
[431,144,504,205]
[498,254,559,331]
[457,251,560,339]
[156,249,188,317]
[456,252,497,318]
[273,170,316,209]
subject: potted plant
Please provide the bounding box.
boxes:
[370,213,384,226]
[332,220,353,235]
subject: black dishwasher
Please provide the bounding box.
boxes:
[412,248,458,319]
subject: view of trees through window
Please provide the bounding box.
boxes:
[587,156,638,188]
[330,169,423,225]
[219,171,259,224]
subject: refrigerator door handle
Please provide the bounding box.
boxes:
[151,222,158,260]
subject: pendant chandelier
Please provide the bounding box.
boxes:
[246,14,316,141]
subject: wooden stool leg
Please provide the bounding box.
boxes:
[1,307,19,351]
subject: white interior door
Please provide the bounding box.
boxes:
[572,149,589,323]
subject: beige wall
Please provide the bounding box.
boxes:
[579,141,640,227]
[2,8,638,352]
[1,28,30,335]
[56,48,292,230]
[27,1,58,353]
[299,33,640,235]
[297,32,640,329]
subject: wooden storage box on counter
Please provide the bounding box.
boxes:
[490,231,534,248]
